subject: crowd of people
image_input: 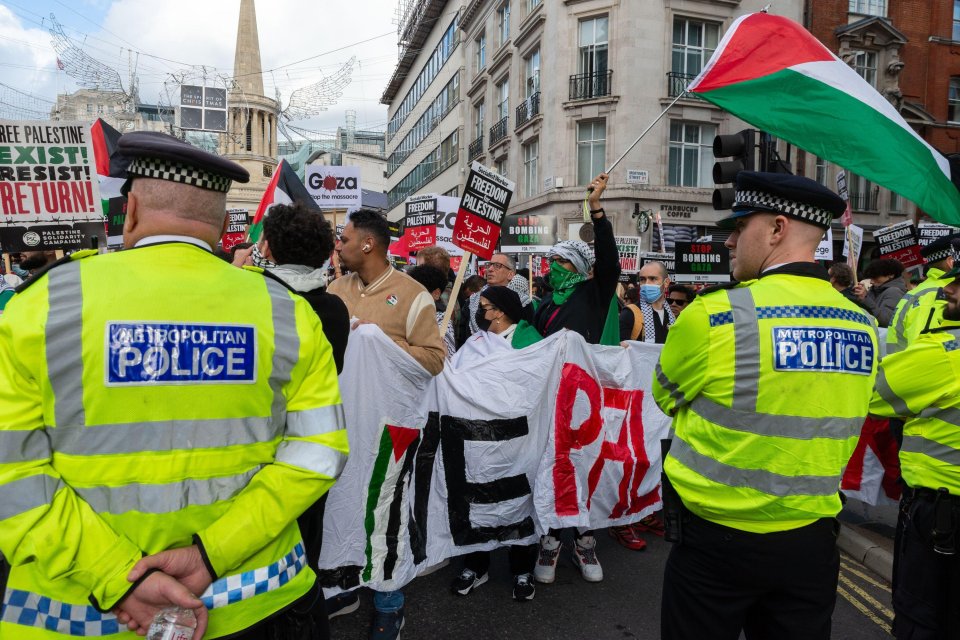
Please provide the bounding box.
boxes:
[1,130,959,640]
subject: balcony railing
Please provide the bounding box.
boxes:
[667,71,701,99]
[569,70,612,101]
[850,191,879,212]
[490,116,509,145]
[468,135,484,161]
[516,92,540,128]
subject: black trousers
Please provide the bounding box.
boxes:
[661,514,840,640]
[464,545,537,576]
[892,494,960,639]
[226,579,329,640]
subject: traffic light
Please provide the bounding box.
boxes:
[712,129,756,210]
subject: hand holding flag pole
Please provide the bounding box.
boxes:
[583,92,687,221]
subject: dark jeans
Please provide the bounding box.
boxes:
[661,514,840,640]
[464,545,537,576]
[227,579,329,640]
[547,528,592,543]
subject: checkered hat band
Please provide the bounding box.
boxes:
[129,157,232,192]
[924,248,953,263]
[0,543,306,636]
[733,190,833,227]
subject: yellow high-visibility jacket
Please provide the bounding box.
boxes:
[653,266,878,533]
[0,242,348,638]
[886,267,949,354]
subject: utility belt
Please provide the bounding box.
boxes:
[903,486,960,555]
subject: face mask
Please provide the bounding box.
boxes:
[639,284,663,304]
[548,260,580,290]
[475,306,492,332]
[251,243,276,269]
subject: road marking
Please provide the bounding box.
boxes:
[840,560,891,591]
[839,572,894,620]
[837,585,893,635]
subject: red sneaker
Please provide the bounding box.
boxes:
[608,525,647,551]
[632,513,665,537]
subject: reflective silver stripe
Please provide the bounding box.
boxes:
[655,363,687,410]
[74,467,261,515]
[287,405,346,438]
[670,435,841,497]
[902,435,960,467]
[888,291,923,353]
[689,396,862,441]
[48,416,278,456]
[46,262,85,428]
[875,368,911,416]
[0,474,61,519]
[917,406,960,426]
[0,430,51,463]
[265,279,299,426]
[275,440,347,478]
[728,288,760,413]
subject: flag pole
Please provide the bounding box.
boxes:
[440,253,471,337]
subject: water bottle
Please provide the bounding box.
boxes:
[146,606,196,640]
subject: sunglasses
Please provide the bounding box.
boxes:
[667,298,689,306]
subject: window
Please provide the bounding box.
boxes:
[386,72,460,176]
[495,157,508,176]
[525,0,541,15]
[889,189,902,213]
[523,140,539,198]
[815,156,828,186]
[849,173,877,211]
[577,120,606,185]
[444,186,459,198]
[849,0,887,16]
[387,131,460,208]
[497,2,511,46]
[667,121,717,188]
[579,16,608,78]
[474,101,485,141]
[672,18,719,77]
[852,51,878,88]
[950,78,960,122]
[86,104,93,115]
[524,48,540,98]
[955,0,960,40]
[475,33,487,72]
[497,78,510,120]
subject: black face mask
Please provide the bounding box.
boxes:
[475,306,492,332]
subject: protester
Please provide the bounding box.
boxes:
[407,264,456,359]
[618,261,674,343]
[0,131,347,640]
[327,208,445,639]
[869,265,960,638]
[854,257,906,327]
[533,173,620,586]
[666,284,695,317]
[653,171,878,640]
[828,262,866,309]
[415,245,455,309]
[451,284,539,601]
[468,253,531,334]
[15,251,56,282]
[456,274,487,348]
[886,233,960,353]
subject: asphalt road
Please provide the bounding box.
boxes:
[330,530,894,640]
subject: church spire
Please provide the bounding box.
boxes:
[233,0,264,97]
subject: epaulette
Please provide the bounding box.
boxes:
[15,249,99,294]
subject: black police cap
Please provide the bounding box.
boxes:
[117,131,249,195]
[921,232,960,263]
[718,171,846,230]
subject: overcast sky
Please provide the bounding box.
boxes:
[0,0,404,134]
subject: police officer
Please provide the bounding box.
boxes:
[870,266,960,638]
[0,132,347,639]
[886,233,960,354]
[653,171,879,640]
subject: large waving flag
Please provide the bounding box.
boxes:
[248,159,320,242]
[89,118,128,205]
[687,12,960,226]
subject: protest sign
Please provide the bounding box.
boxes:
[499,213,557,253]
[917,222,960,247]
[873,220,923,268]
[452,162,514,260]
[220,209,249,252]
[0,120,105,251]
[842,224,863,259]
[639,251,675,275]
[673,241,731,283]
[815,228,834,261]
[106,197,126,248]
[306,165,361,209]
[404,195,438,252]
[615,236,641,273]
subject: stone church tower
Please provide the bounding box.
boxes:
[224,0,279,212]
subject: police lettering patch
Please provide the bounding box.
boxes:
[772,326,873,375]
[106,322,257,386]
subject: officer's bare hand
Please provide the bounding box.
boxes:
[852,283,867,300]
[127,545,213,598]
[587,173,609,211]
[114,571,208,638]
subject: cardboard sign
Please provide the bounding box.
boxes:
[306,165,361,209]
[404,196,438,252]
[873,220,923,268]
[842,224,863,261]
[452,162,515,260]
[615,236,641,273]
[815,228,834,261]
[639,251,675,275]
[0,119,105,250]
[673,242,731,283]
[499,213,557,253]
[220,209,249,253]
[918,223,960,247]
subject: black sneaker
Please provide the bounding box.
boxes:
[450,568,488,596]
[326,590,360,619]
[513,573,536,601]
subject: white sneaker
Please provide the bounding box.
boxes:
[534,535,561,584]
[572,535,603,582]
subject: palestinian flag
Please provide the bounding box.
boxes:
[687,12,960,226]
[89,118,128,207]
[361,424,420,585]
[247,159,319,242]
